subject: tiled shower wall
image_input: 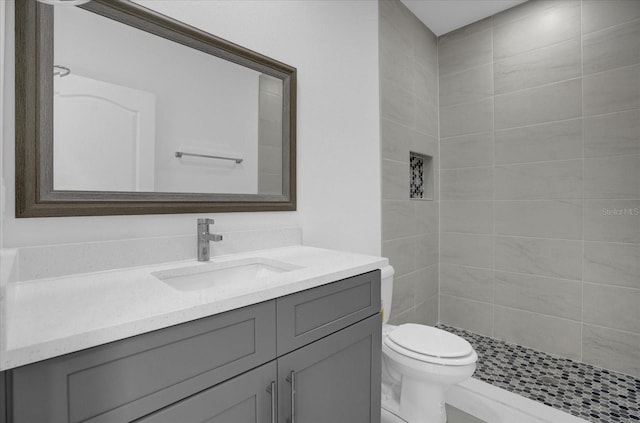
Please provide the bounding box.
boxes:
[438,0,640,377]
[379,0,439,325]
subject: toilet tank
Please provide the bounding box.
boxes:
[380,265,395,324]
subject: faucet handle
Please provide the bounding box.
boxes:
[197,218,215,225]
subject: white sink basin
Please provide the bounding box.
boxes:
[152,258,301,292]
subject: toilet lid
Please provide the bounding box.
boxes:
[386,324,473,358]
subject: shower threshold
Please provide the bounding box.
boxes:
[447,377,588,423]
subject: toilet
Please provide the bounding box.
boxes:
[380,266,478,423]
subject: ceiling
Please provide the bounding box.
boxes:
[400,0,528,36]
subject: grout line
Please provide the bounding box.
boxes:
[441,198,639,203]
[436,32,442,327]
[447,152,640,174]
[379,117,439,139]
[581,15,640,37]
[581,322,640,337]
[491,303,583,324]
[443,231,583,242]
[490,13,497,339]
[441,164,494,171]
[493,76,582,99]
[494,115,582,133]
[582,61,640,80]
[580,0,585,363]
[439,95,493,111]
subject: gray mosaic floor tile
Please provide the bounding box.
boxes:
[437,324,640,423]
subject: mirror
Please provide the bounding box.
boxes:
[15,0,296,217]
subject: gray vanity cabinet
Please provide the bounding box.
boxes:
[2,270,381,423]
[136,361,277,423]
[277,314,381,423]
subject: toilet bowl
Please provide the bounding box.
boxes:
[380,266,478,423]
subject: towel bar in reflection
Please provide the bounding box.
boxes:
[175,151,243,164]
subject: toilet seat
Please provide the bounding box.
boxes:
[383,324,477,366]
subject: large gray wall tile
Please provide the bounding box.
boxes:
[438,28,492,76]
[584,110,640,158]
[494,271,581,320]
[439,64,493,107]
[440,98,494,137]
[495,160,582,200]
[381,78,415,127]
[583,324,640,378]
[415,63,438,104]
[582,0,640,34]
[415,200,438,235]
[494,38,581,94]
[413,20,438,75]
[495,236,582,280]
[416,233,438,268]
[382,200,416,241]
[440,264,494,303]
[584,242,640,289]
[494,78,582,129]
[441,132,494,169]
[379,0,414,57]
[411,132,439,162]
[584,283,640,334]
[583,64,640,116]
[441,201,493,234]
[382,237,416,277]
[381,118,412,162]
[415,97,439,136]
[584,200,640,243]
[388,308,416,326]
[380,38,413,93]
[493,0,575,27]
[415,264,439,303]
[441,233,494,269]
[440,295,493,336]
[439,16,493,43]
[415,295,439,326]
[382,159,409,200]
[390,271,416,317]
[495,200,582,240]
[441,167,494,201]
[583,19,640,76]
[494,306,581,360]
[584,155,640,200]
[493,1,580,60]
[494,119,582,165]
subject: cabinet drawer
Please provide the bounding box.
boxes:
[276,270,381,355]
[136,361,276,423]
[9,300,276,423]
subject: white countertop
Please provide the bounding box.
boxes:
[1,246,387,370]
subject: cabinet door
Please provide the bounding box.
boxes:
[9,300,276,423]
[277,314,381,423]
[136,361,277,423]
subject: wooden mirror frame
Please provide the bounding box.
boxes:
[15,0,296,217]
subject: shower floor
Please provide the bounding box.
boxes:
[437,324,640,423]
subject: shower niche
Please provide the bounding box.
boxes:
[409,152,433,200]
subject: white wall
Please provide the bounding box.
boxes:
[0,0,381,256]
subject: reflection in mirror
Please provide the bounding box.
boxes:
[16,0,295,217]
[53,6,283,195]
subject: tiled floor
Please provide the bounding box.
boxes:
[438,324,640,423]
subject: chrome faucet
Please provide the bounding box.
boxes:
[197,218,223,262]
